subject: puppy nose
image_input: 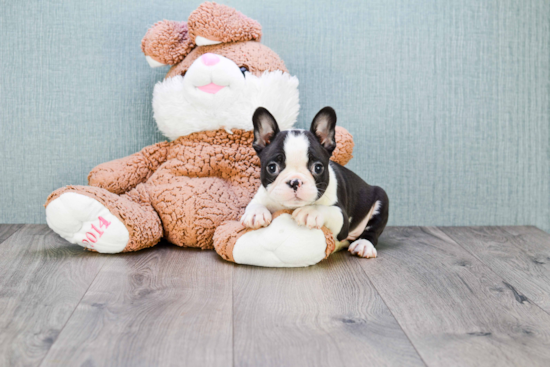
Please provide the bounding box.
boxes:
[201,53,220,66]
[287,179,302,191]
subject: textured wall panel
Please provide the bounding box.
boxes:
[0,0,548,231]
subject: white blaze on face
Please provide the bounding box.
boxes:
[267,132,318,207]
[152,53,300,140]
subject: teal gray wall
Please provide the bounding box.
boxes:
[1,0,549,231]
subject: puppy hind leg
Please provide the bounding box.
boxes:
[349,189,389,258]
[348,220,383,258]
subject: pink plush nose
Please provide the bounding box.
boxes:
[201,53,220,66]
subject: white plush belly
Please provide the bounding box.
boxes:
[233,213,327,267]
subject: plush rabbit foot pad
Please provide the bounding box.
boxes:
[214,210,336,267]
[45,192,129,253]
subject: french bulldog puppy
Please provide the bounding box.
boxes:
[241,107,389,258]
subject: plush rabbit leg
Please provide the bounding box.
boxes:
[45,184,163,253]
[213,210,336,267]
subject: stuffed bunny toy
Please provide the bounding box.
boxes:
[45,2,354,267]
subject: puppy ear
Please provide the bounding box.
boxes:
[252,107,280,154]
[310,107,337,154]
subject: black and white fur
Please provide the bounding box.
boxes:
[241,107,389,258]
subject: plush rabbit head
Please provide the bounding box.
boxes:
[141,2,299,140]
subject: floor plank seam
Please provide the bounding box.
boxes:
[6,226,548,366]
[354,254,429,367]
[499,227,550,267]
[36,255,109,367]
[0,224,25,246]
[439,228,550,319]
[500,226,550,256]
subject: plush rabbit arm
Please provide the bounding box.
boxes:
[88,142,171,194]
[332,127,355,165]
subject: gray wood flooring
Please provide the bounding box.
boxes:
[1,225,549,367]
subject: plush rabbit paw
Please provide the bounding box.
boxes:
[214,210,336,268]
[241,204,272,229]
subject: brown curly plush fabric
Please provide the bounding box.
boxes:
[47,128,354,252]
[141,2,263,68]
[141,21,194,65]
[188,2,262,44]
[332,127,354,166]
[213,220,251,262]
[88,142,171,195]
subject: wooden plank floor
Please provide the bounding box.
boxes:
[1,225,550,367]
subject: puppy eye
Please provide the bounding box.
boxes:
[267,162,279,174]
[240,66,249,76]
[313,163,324,175]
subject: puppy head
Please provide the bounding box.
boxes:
[253,107,337,208]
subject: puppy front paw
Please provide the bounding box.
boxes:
[241,205,272,229]
[292,206,325,229]
[348,239,377,258]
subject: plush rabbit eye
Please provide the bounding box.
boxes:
[240,66,249,76]
[313,163,324,175]
[267,162,279,174]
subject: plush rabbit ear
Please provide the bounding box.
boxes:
[141,20,194,67]
[187,2,262,46]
